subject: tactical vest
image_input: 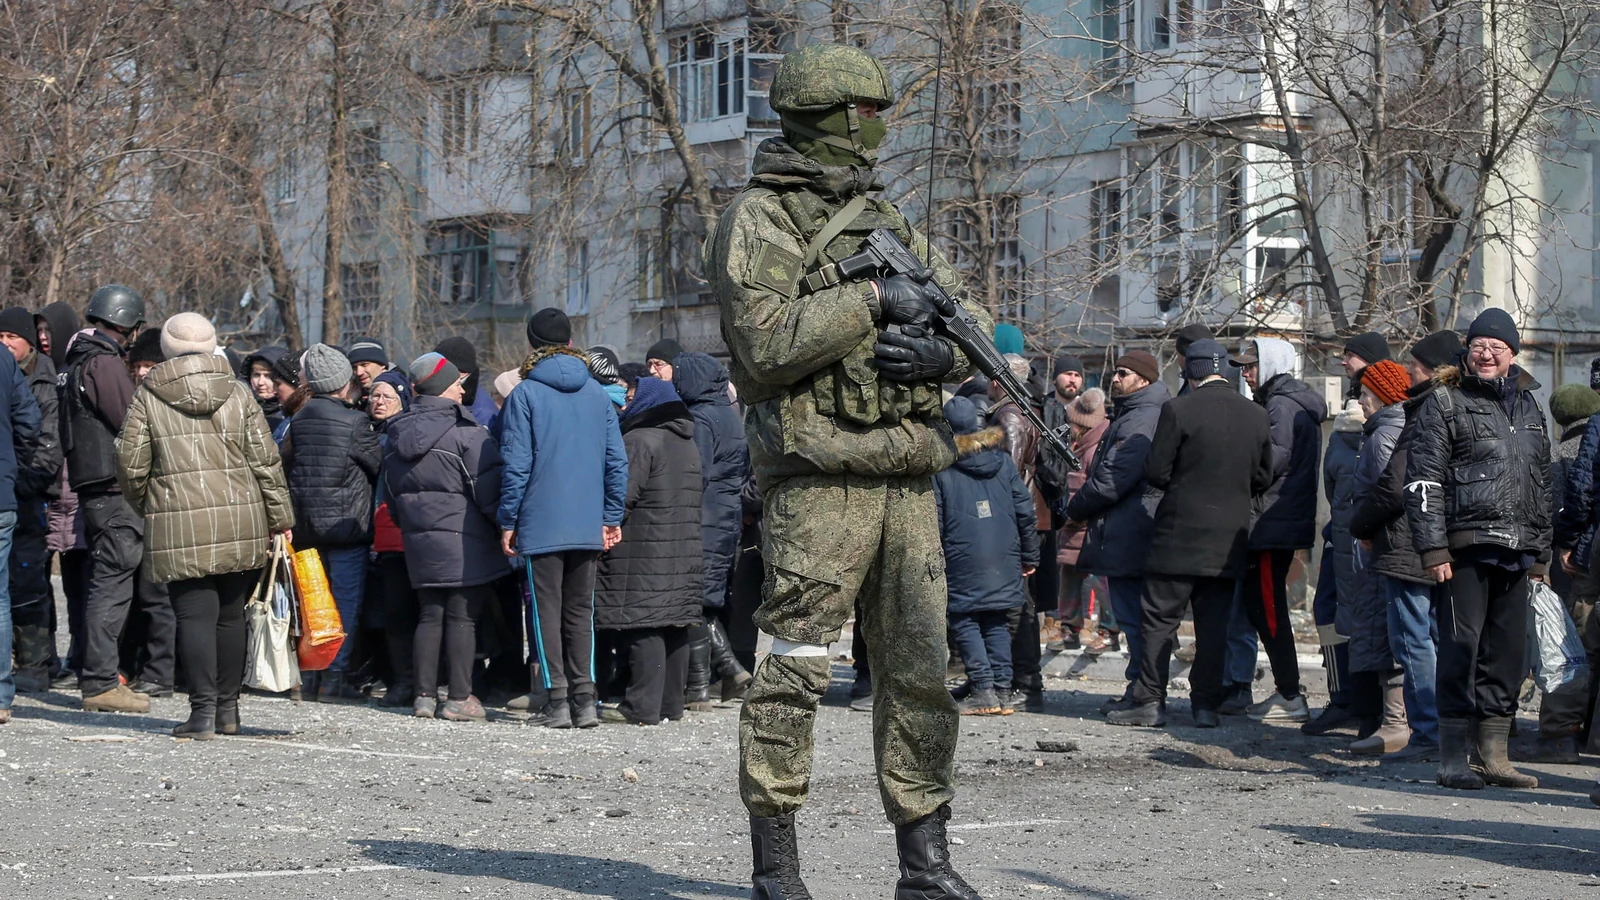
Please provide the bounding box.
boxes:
[774,187,944,427]
[718,184,959,484]
[62,341,121,494]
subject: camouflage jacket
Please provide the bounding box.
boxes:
[703,139,990,485]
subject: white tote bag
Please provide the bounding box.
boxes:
[244,535,300,693]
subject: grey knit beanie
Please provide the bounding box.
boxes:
[302,343,353,394]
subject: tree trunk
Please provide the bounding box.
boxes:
[320,0,350,346]
[252,177,305,351]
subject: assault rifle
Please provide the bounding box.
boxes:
[835,227,1082,472]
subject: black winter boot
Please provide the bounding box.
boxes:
[894,804,982,900]
[685,626,714,712]
[750,813,812,900]
[1437,717,1485,790]
[173,707,216,741]
[216,699,240,736]
[708,617,753,688]
[12,625,53,693]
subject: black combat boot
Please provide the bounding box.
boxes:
[894,804,983,900]
[750,813,812,900]
[685,625,714,711]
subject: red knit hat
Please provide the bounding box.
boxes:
[1359,359,1410,406]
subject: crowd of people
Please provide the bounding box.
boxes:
[0,284,1593,804]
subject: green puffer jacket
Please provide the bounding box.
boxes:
[116,353,295,583]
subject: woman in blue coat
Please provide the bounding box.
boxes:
[934,397,1039,716]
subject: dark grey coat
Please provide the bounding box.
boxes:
[1340,402,1405,673]
[1249,373,1327,550]
[595,400,704,630]
[673,353,749,610]
[1323,423,1365,612]
[382,396,506,589]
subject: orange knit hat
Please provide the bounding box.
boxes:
[1359,359,1410,406]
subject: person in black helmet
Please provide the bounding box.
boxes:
[64,285,174,714]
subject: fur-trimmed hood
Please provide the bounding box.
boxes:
[951,426,1008,478]
[518,344,592,395]
[954,425,1005,458]
[517,344,588,380]
[1430,362,1538,393]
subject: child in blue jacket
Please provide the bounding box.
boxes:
[934,396,1040,715]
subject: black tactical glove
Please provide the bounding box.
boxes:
[873,328,956,382]
[871,275,954,328]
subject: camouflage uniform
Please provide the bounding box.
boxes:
[703,44,991,828]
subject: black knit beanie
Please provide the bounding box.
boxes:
[1343,331,1392,365]
[527,308,571,348]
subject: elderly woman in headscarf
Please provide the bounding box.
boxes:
[369,369,418,707]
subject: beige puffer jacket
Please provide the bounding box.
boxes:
[116,353,294,583]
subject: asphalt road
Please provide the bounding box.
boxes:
[1,658,1596,900]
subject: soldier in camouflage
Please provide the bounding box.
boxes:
[702,43,990,900]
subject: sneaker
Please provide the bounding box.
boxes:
[1020,688,1045,714]
[1107,701,1166,727]
[1083,630,1120,656]
[413,696,436,718]
[1302,702,1356,736]
[1099,690,1135,716]
[83,684,150,713]
[849,693,874,713]
[998,690,1018,716]
[542,700,574,729]
[1218,685,1253,716]
[572,694,600,729]
[129,681,174,699]
[440,696,487,722]
[959,688,1003,716]
[1381,739,1440,763]
[1246,692,1310,723]
[1174,641,1198,664]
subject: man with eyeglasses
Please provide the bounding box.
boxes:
[1060,350,1170,714]
[1405,308,1551,791]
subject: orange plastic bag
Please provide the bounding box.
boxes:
[290,543,345,671]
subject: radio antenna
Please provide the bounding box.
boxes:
[923,38,942,266]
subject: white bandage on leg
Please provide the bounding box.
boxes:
[770,638,830,658]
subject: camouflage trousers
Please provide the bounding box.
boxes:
[739,473,958,826]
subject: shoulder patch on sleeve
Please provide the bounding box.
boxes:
[748,242,803,296]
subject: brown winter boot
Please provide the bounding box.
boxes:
[1476,717,1539,789]
[1349,675,1409,756]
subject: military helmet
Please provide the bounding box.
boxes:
[85,284,146,330]
[769,43,895,114]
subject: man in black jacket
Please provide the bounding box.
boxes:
[1061,350,1169,711]
[1406,309,1550,790]
[65,285,175,714]
[282,344,382,701]
[1109,340,1273,728]
[1233,337,1326,723]
[1347,331,1459,759]
[0,307,61,693]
